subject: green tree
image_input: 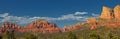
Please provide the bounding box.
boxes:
[89,32,102,39]
[23,34,38,39]
[107,31,113,39]
[67,32,77,39]
[3,31,16,39]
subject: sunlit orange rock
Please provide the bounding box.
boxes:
[90,22,97,30]
[114,5,120,19]
[87,18,97,23]
[99,6,114,19]
[87,18,97,30]
[62,23,82,32]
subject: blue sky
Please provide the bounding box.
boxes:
[0,0,120,28]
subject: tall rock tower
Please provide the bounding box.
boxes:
[99,6,114,19]
[114,5,120,19]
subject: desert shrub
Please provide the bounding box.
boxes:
[112,36,120,39]
[89,32,102,39]
[23,34,38,39]
[3,31,16,39]
[67,32,77,39]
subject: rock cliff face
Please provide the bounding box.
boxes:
[62,23,82,32]
[0,22,22,33]
[99,6,114,19]
[24,19,61,33]
[87,18,97,30]
[114,5,120,19]
[91,5,120,29]
[99,5,120,19]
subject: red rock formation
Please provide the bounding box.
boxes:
[0,19,61,34]
[0,22,22,33]
[114,5,120,19]
[62,23,82,32]
[90,22,97,30]
[87,18,97,23]
[99,6,114,19]
[87,18,97,30]
[23,19,61,33]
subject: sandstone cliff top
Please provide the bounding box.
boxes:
[114,5,120,9]
[103,6,113,10]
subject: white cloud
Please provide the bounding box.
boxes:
[0,13,9,17]
[0,12,99,25]
[74,12,88,15]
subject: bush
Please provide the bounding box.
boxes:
[112,36,120,39]
[89,32,102,39]
[67,32,77,39]
[23,34,38,39]
[3,31,16,39]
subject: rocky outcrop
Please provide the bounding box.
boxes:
[99,6,114,19]
[114,5,120,19]
[90,22,97,30]
[0,22,22,33]
[0,19,82,33]
[99,5,120,19]
[23,19,61,33]
[62,23,82,32]
[87,18,97,30]
[87,18,97,23]
[0,19,61,34]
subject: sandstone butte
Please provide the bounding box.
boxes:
[99,6,114,19]
[114,5,120,19]
[0,5,120,33]
[88,5,120,30]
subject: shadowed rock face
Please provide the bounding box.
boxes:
[114,5,120,19]
[99,6,114,19]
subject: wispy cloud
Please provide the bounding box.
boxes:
[0,12,99,25]
[0,13,9,17]
[74,12,88,15]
